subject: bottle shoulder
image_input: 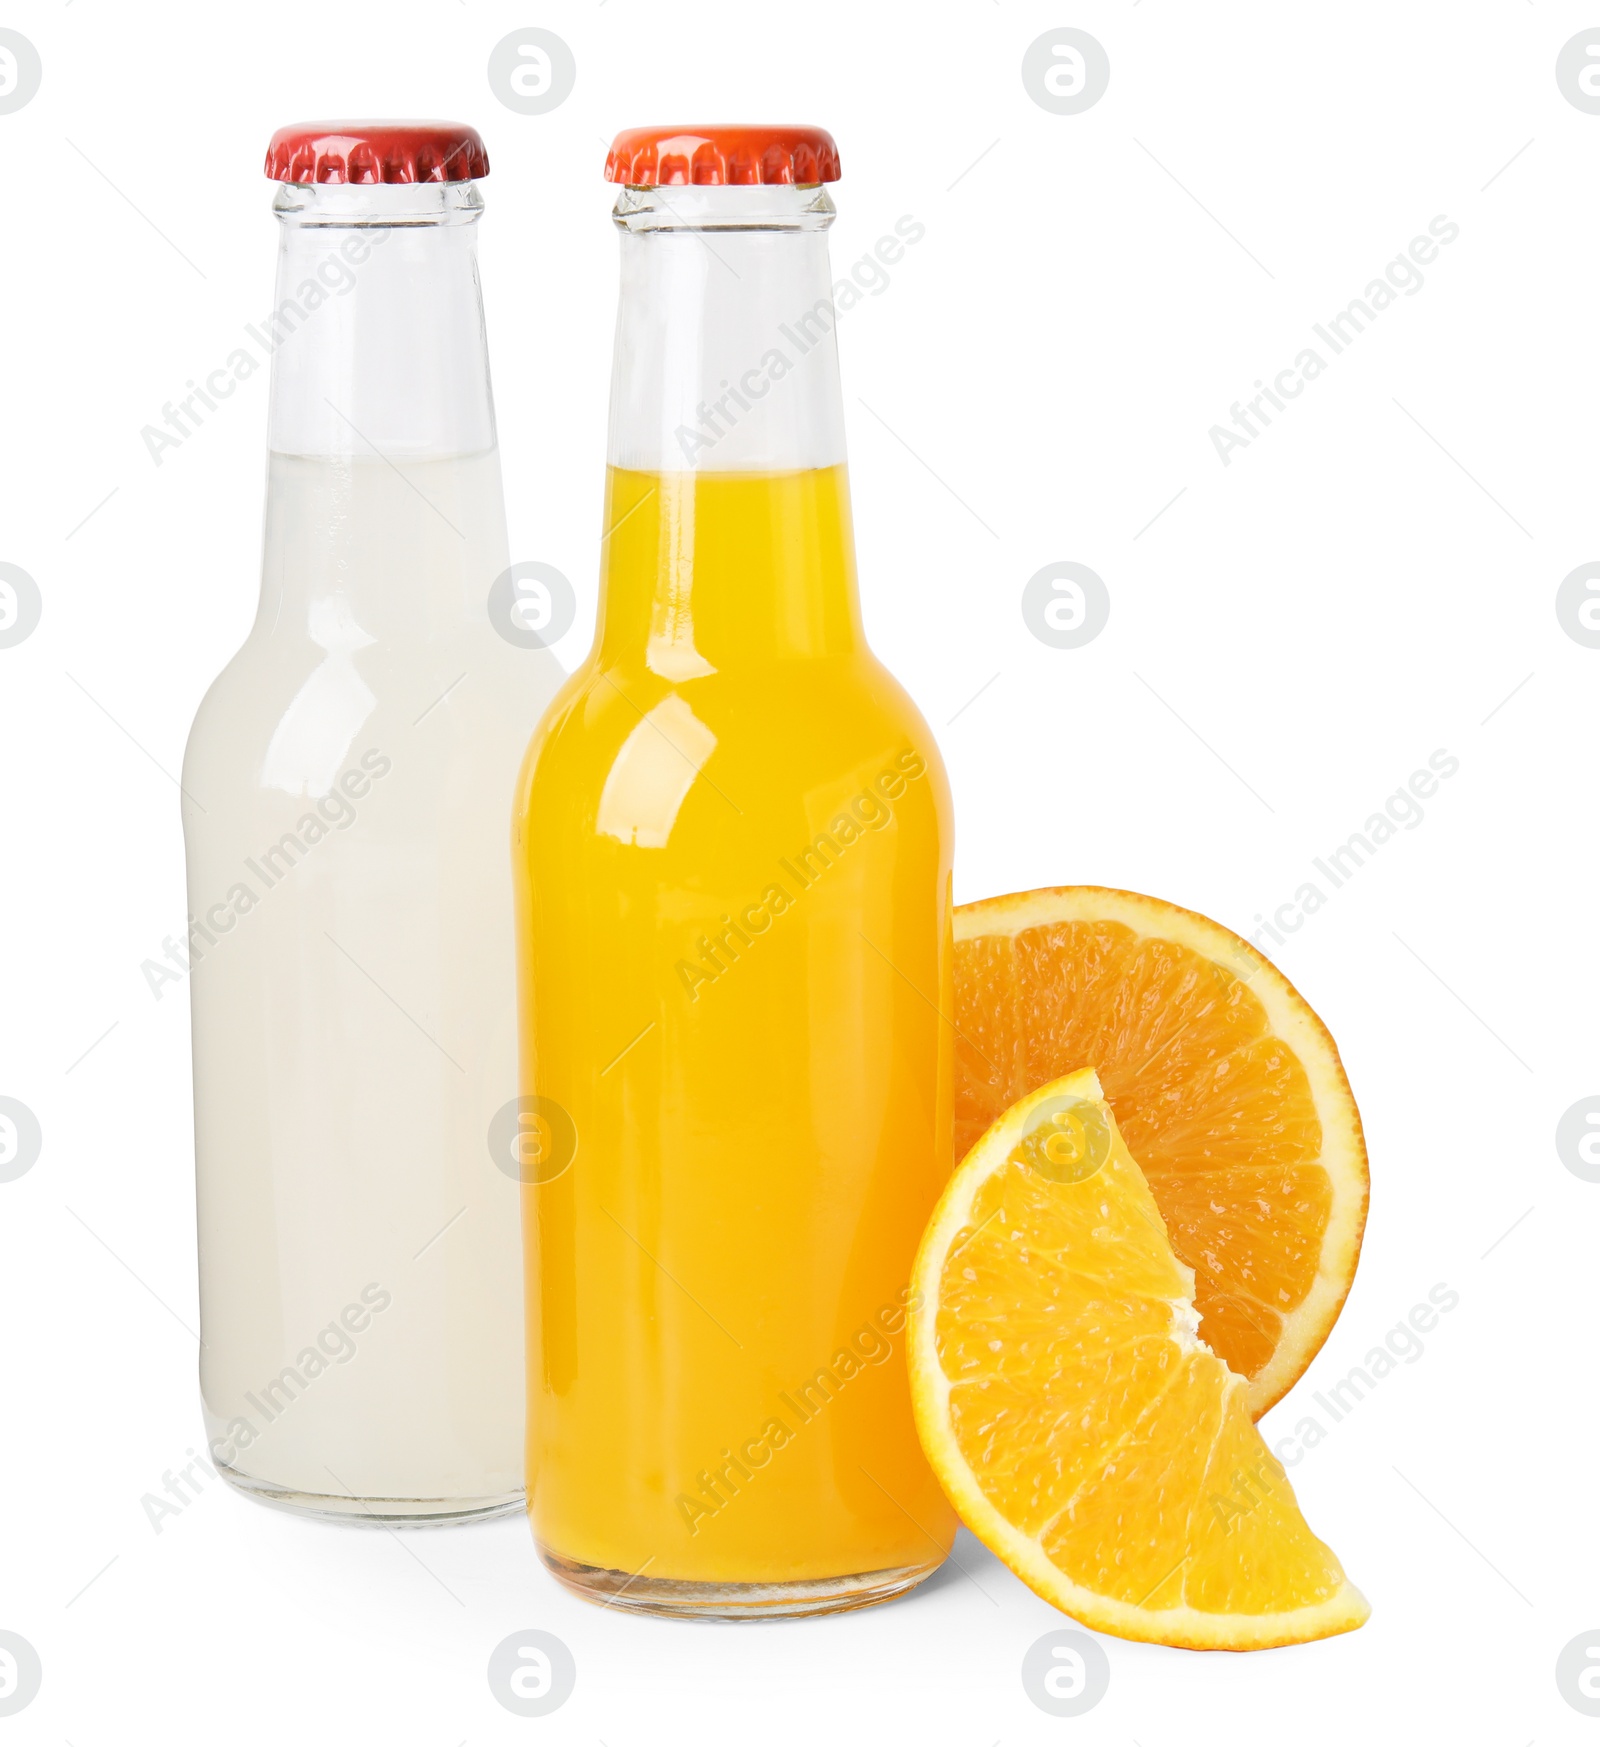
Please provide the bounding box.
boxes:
[527,652,936,762]
[515,650,951,844]
[186,628,562,816]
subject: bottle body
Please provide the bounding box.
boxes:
[514,178,957,1609]
[185,177,561,1521]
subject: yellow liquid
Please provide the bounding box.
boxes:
[512,465,957,1586]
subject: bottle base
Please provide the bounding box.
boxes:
[217,1458,524,1528]
[537,1541,946,1619]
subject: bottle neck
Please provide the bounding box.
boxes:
[605,185,847,473]
[595,464,861,672]
[265,182,497,459]
[599,185,859,670]
[255,183,507,633]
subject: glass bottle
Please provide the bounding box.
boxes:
[513,126,957,1615]
[182,123,561,1523]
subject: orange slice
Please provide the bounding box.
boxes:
[909,1067,1369,1649]
[954,887,1367,1417]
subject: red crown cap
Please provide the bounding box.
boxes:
[605,125,841,187]
[264,122,490,185]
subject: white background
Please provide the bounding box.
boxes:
[1,1,1594,1740]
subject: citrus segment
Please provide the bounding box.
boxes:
[954,887,1368,1416]
[909,1068,1369,1650]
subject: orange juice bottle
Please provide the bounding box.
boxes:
[512,127,957,1617]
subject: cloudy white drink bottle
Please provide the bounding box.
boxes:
[181,123,561,1522]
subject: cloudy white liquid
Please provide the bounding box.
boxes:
[183,449,560,1516]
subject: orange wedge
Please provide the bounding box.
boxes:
[909,1068,1369,1649]
[954,887,1368,1416]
